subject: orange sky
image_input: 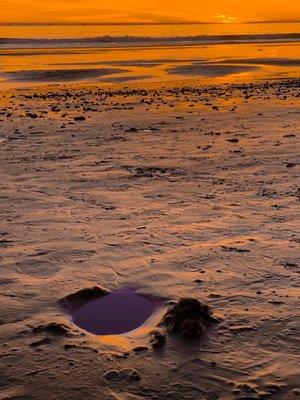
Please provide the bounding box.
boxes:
[1,0,300,24]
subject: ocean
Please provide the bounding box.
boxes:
[0,23,299,88]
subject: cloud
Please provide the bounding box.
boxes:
[0,0,299,24]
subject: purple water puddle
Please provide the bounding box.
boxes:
[67,288,159,335]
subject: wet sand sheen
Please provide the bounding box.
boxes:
[1,40,300,88]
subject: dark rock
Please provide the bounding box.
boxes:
[26,112,38,119]
[102,368,141,382]
[268,300,284,305]
[133,346,148,352]
[125,127,139,132]
[221,246,250,253]
[74,116,86,121]
[160,298,216,339]
[283,262,298,270]
[64,343,77,350]
[125,165,184,179]
[150,330,166,349]
[228,138,239,143]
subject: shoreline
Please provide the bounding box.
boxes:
[1,75,299,95]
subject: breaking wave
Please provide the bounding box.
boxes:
[1,33,300,49]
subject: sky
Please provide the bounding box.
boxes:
[1,0,300,24]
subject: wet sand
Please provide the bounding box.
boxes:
[166,63,258,77]
[2,67,128,82]
[1,42,300,89]
[0,78,299,399]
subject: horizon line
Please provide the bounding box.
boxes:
[1,20,300,27]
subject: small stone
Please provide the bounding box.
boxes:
[74,116,86,121]
[228,138,239,143]
[26,112,38,118]
[133,346,148,352]
[150,330,166,349]
[102,368,141,382]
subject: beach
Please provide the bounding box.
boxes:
[0,76,299,399]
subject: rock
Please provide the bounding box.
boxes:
[285,162,296,168]
[125,165,184,179]
[64,343,77,350]
[208,293,222,298]
[102,368,141,383]
[125,127,139,132]
[283,262,298,270]
[26,112,38,119]
[74,116,86,121]
[228,138,239,143]
[133,346,148,352]
[221,246,250,253]
[160,298,216,339]
[268,300,284,305]
[150,330,166,349]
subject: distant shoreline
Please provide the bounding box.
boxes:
[1,21,300,27]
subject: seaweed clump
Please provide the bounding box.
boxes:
[160,298,216,340]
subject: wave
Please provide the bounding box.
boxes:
[1,33,300,49]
